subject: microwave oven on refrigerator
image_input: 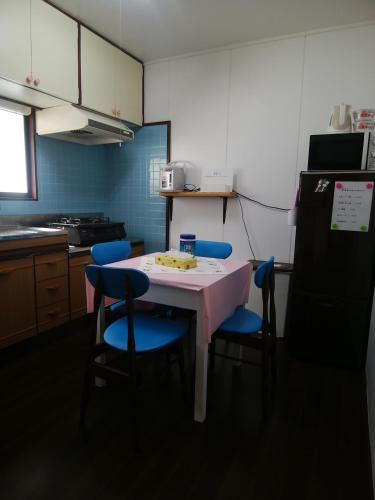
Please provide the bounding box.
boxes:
[307,132,375,171]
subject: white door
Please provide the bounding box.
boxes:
[80,27,115,116]
[115,49,143,125]
[31,0,78,102]
[0,0,31,85]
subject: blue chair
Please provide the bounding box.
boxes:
[195,240,232,259]
[81,265,189,449]
[210,257,276,418]
[91,240,131,265]
[91,241,131,315]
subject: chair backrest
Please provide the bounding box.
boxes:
[254,257,276,338]
[254,257,274,289]
[91,241,131,266]
[86,265,149,360]
[194,240,232,259]
[86,265,149,303]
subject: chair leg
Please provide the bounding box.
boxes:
[166,351,172,379]
[271,341,277,388]
[80,331,98,430]
[129,360,140,452]
[261,348,269,420]
[80,362,93,429]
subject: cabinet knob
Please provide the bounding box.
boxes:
[25,75,33,84]
[34,78,40,87]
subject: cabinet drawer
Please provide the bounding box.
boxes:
[37,299,69,333]
[36,275,68,307]
[35,251,68,281]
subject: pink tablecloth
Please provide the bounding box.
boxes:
[86,253,252,342]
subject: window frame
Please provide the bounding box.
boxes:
[0,110,37,201]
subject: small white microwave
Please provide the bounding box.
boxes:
[308,132,375,171]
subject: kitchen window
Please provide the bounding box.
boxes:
[0,100,36,200]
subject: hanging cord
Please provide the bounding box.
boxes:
[238,197,256,260]
[234,190,290,212]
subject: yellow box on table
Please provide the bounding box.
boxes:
[155,250,197,270]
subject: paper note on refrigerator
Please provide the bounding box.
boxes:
[331,181,373,232]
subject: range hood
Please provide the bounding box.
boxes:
[36,104,134,145]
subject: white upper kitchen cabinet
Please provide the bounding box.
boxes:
[115,49,143,125]
[0,0,31,86]
[0,0,78,103]
[31,0,78,102]
[80,27,115,118]
[81,27,143,125]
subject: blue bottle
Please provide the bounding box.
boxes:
[179,234,196,255]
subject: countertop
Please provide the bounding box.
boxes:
[68,238,145,257]
[0,225,67,241]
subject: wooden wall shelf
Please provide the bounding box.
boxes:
[159,191,237,224]
[159,192,236,198]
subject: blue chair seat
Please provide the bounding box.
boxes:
[104,313,188,353]
[219,306,262,335]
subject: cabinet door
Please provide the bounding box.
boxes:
[31,0,78,102]
[81,27,115,116]
[0,257,36,348]
[115,49,143,125]
[69,255,93,319]
[0,0,31,85]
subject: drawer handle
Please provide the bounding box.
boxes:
[46,285,60,291]
[0,268,15,275]
[47,308,61,316]
[46,261,58,266]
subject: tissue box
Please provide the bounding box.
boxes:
[155,251,197,270]
[201,168,233,192]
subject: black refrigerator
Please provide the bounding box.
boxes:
[286,171,375,369]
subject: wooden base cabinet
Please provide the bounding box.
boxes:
[0,257,37,348]
[35,252,69,332]
[69,254,93,320]
[68,242,144,320]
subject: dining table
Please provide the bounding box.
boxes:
[86,252,252,422]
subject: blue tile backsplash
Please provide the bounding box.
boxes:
[106,124,168,253]
[0,124,167,253]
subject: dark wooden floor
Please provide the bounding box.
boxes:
[0,318,373,500]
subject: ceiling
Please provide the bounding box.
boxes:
[51,0,375,62]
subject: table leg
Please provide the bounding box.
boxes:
[95,298,107,388]
[194,306,208,422]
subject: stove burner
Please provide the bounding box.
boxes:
[53,216,110,225]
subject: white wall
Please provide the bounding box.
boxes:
[145,25,375,487]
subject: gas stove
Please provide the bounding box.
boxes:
[47,216,126,246]
[50,216,111,226]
